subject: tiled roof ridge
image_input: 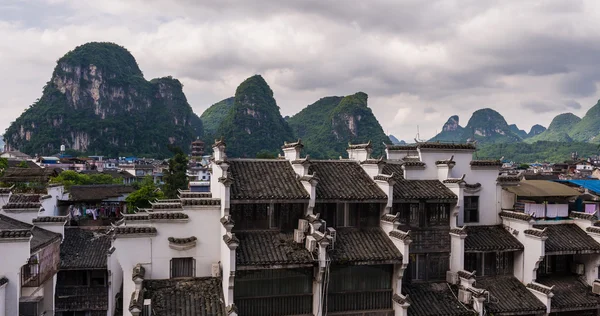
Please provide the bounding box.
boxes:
[389,229,411,240]
[435,156,456,165]
[373,173,395,183]
[443,174,466,184]
[32,216,68,223]
[526,282,553,294]
[381,213,400,223]
[450,227,467,235]
[223,233,240,246]
[115,226,157,236]
[402,161,426,167]
[227,303,238,315]
[464,183,482,189]
[524,227,547,238]
[0,277,7,286]
[220,215,234,227]
[168,236,197,244]
[347,140,372,149]
[282,139,304,149]
[0,229,32,239]
[360,157,385,165]
[570,211,597,221]
[386,144,418,151]
[499,210,533,221]
[457,270,476,280]
[586,226,600,234]
[470,160,502,167]
[149,212,189,220]
[180,198,221,206]
[497,175,522,183]
[132,263,146,280]
[392,293,409,305]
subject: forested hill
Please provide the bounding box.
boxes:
[3,42,203,157]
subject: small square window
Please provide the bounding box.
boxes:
[171,257,195,278]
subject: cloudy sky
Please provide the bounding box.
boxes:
[2,0,600,141]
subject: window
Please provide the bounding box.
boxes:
[538,255,572,277]
[315,203,340,228]
[464,196,479,223]
[465,252,514,276]
[170,257,195,278]
[427,204,449,226]
[90,270,106,287]
[231,204,269,230]
[408,253,449,281]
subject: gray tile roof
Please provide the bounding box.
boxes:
[69,185,135,202]
[114,226,157,236]
[403,282,476,316]
[235,231,313,266]
[142,277,226,316]
[533,224,600,254]
[464,225,524,252]
[55,286,108,312]
[381,163,404,179]
[331,227,402,264]
[391,180,457,201]
[0,214,61,252]
[228,159,310,200]
[308,161,387,201]
[475,276,546,315]
[60,228,111,269]
[3,194,42,209]
[470,160,502,167]
[537,276,600,312]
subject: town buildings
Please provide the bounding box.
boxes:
[2,139,600,315]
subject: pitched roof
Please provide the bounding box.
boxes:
[142,278,226,316]
[69,185,135,201]
[470,160,502,167]
[475,276,546,315]
[6,160,40,169]
[381,163,404,179]
[391,180,457,201]
[3,194,42,209]
[330,227,402,264]
[227,159,309,200]
[533,224,600,254]
[504,180,580,197]
[464,225,524,252]
[235,231,313,267]
[402,282,476,316]
[0,214,61,252]
[308,161,387,201]
[60,228,111,269]
[537,276,600,312]
[55,286,108,312]
[0,167,60,183]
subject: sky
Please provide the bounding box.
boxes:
[2,0,600,142]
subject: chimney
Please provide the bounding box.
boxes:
[347,141,372,161]
[282,139,303,161]
[212,138,227,161]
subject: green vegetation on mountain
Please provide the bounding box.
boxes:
[4,42,203,157]
[200,97,234,138]
[288,92,391,158]
[526,113,580,143]
[509,124,528,139]
[462,108,522,143]
[216,75,294,157]
[528,124,546,137]
[570,100,600,142]
[429,115,464,142]
[477,141,599,163]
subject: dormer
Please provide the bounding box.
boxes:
[347,141,372,161]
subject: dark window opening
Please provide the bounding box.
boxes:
[231,204,269,230]
[464,196,479,223]
[170,257,195,278]
[465,252,514,276]
[315,203,339,228]
[427,203,450,226]
[538,255,573,277]
[394,203,451,228]
[407,253,449,282]
[327,265,393,312]
[90,270,106,287]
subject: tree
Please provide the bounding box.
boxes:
[17,161,30,168]
[0,158,7,173]
[126,176,164,210]
[50,170,121,189]
[163,146,189,198]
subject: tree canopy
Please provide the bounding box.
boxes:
[163,146,189,198]
[50,170,122,189]
[126,176,164,210]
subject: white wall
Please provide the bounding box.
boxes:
[0,194,10,210]
[502,218,543,283]
[108,248,123,316]
[0,209,41,225]
[466,169,501,226]
[0,239,30,316]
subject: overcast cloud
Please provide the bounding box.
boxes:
[2,0,600,142]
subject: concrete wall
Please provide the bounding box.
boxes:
[108,248,123,316]
[0,239,30,316]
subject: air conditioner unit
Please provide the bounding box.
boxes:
[593,280,600,295]
[143,299,152,316]
[327,227,337,243]
[571,263,585,275]
[294,229,305,243]
[306,235,317,252]
[458,289,472,304]
[326,235,335,251]
[446,271,458,284]
[298,219,309,232]
[211,263,221,277]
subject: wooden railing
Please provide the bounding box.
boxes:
[236,294,313,316]
[326,289,393,313]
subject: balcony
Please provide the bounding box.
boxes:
[21,241,59,287]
